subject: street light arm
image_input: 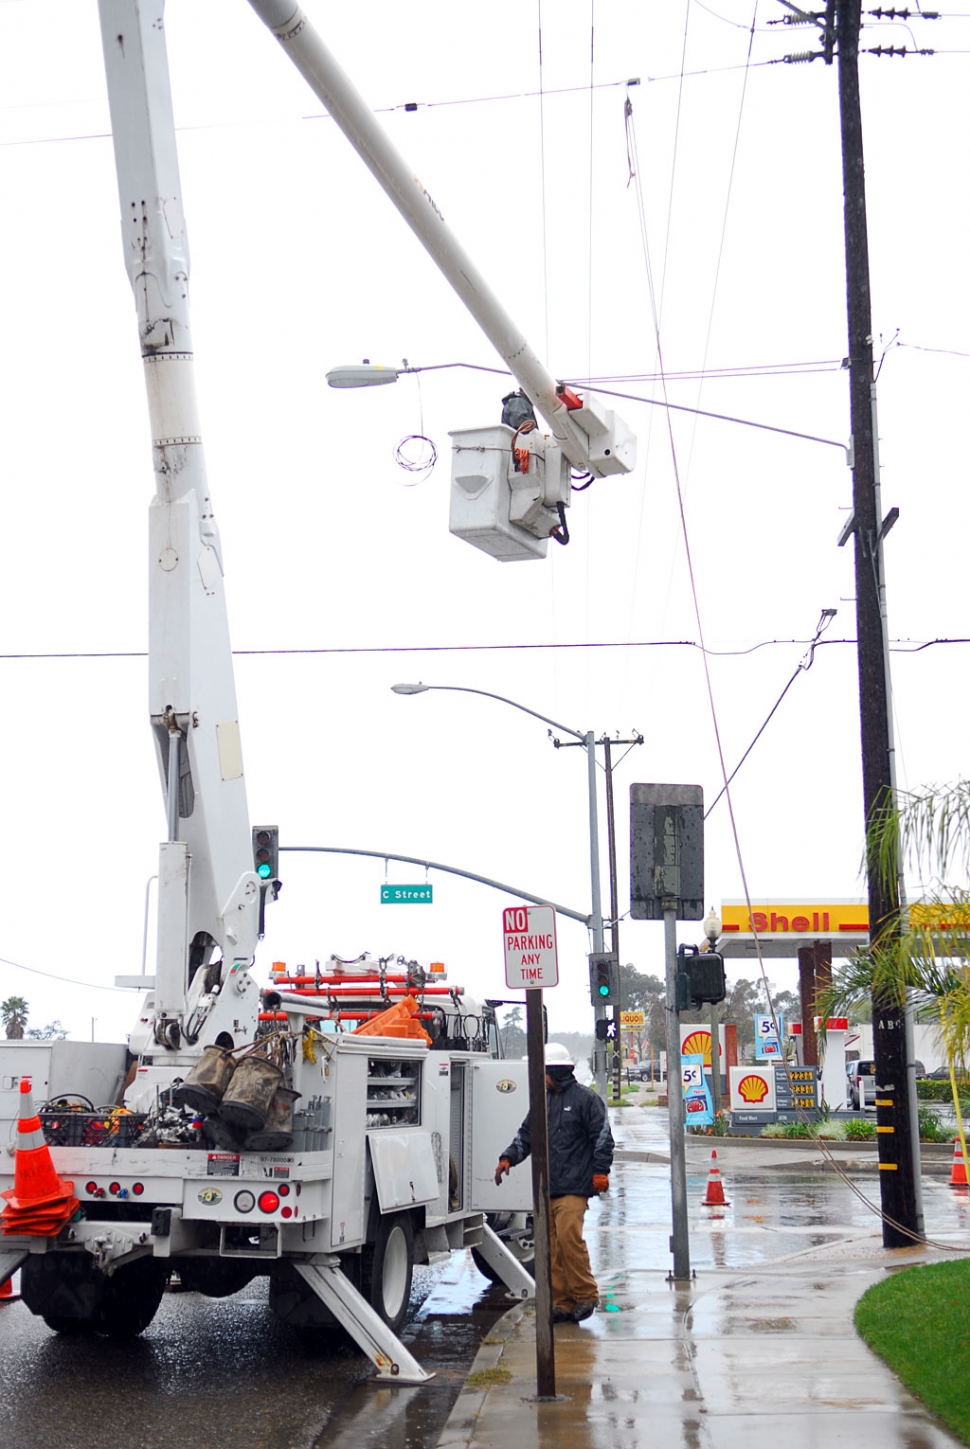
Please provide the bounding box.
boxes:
[278,846,590,925]
[391,682,585,742]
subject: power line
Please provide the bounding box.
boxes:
[0,954,128,993]
[0,636,966,663]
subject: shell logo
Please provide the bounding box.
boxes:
[737,1074,770,1104]
[682,1030,712,1066]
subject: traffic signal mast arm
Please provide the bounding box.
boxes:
[245,0,635,485]
[99,3,261,1055]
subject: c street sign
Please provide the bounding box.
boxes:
[381,884,433,904]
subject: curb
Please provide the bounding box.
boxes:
[435,1301,529,1449]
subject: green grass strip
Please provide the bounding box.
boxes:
[855,1259,970,1443]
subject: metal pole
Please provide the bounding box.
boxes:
[665,908,690,1280]
[525,988,555,1398]
[587,731,607,1099]
[166,723,180,843]
[710,1002,720,1122]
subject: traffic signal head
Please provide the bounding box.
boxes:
[252,826,279,882]
[589,953,619,1006]
[687,951,726,1006]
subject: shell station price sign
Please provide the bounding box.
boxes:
[502,904,559,990]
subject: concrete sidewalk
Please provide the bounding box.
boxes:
[437,1113,968,1449]
[438,1236,964,1449]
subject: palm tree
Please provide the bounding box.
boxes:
[1,996,29,1039]
[817,780,970,1167]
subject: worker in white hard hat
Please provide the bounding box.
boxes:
[494,1040,614,1324]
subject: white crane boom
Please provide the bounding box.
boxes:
[245,0,635,484]
[99,1,260,1055]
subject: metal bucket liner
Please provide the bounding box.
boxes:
[171,1046,236,1114]
[244,1086,301,1152]
[218,1055,284,1131]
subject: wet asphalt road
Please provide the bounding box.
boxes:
[3,1104,969,1449]
[0,1254,510,1449]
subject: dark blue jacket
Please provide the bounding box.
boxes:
[501,1075,614,1198]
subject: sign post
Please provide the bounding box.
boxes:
[502,904,558,1399]
[630,784,705,1283]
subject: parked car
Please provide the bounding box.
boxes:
[626,1061,662,1083]
[846,1058,876,1109]
[844,1059,927,1105]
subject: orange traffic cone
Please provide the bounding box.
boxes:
[703,1149,730,1206]
[949,1139,968,1188]
[0,1275,15,1301]
[1,1079,79,1237]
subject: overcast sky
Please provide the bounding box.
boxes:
[0,0,967,1044]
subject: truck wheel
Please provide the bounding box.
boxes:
[41,1315,93,1336]
[361,1212,414,1332]
[25,1253,167,1338]
[472,1213,535,1284]
[93,1258,169,1339]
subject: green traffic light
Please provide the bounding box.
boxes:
[257,861,272,879]
[597,983,610,996]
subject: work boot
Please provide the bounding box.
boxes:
[571,1301,597,1322]
[552,1305,573,1323]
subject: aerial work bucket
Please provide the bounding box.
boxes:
[245,1087,301,1152]
[172,1046,236,1114]
[218,1055,284,1131]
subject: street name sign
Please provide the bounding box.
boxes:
[503,904,558,989]
[381,884,433,904]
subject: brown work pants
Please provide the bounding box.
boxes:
[549,1193,598,1310]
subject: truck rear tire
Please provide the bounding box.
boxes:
[22,1253,167,1339]
[361,1212,414,1332]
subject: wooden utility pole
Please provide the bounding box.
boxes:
[835,0,923,1246]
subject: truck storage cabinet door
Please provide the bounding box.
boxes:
[469,1060,533,1212]
[368,1132,440,1211]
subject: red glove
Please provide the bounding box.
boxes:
[494,1158,511,1186]
[592,1173,610,1194]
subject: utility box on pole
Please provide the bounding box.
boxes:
[629,784,704,921]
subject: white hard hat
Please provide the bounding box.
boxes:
[544,1042,574,1067]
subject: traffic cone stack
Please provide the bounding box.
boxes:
[949,1139,968,1188]
[0,1275,15,1301]
[702,1149,730,1207]
[1,1079,79,1236]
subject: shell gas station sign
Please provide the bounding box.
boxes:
[729,1066,776,1111]
[719,899,970,957]
[718,900,869,957]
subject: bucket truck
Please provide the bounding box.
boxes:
[0,0,547,1381]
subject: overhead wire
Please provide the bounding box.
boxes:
[0,953,129,993]
[0,636,966,663]
[704,607,837,817]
